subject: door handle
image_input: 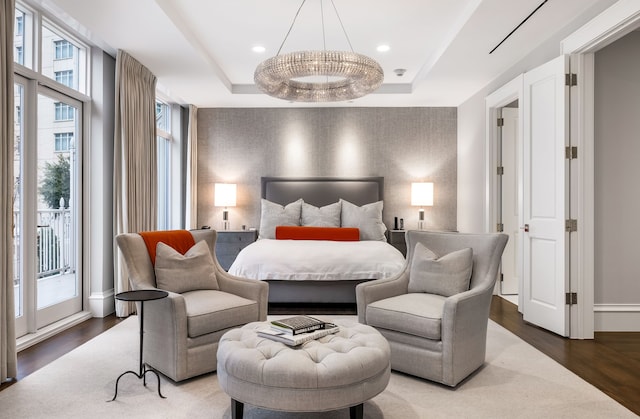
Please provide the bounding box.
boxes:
[521,224,529,232]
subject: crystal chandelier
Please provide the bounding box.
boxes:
[254,0,384,103]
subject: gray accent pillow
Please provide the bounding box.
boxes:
[408,242,473,297]
[301,201,341,227]
[340,199,387,241]
[154,240,219,293]
[259,198,302,239]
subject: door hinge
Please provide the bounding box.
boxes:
[497,166,504,175]
[500,273,504,282]
[497,117,504,127]
[565,219,578,232]
[566,292,578,305]
[497,223,504,232]
[565,146,578,159]
[565,73,577,86]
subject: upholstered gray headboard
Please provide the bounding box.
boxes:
[261,177,384,207]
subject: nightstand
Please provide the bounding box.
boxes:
[215,230,257,271]
[388,230,407,257]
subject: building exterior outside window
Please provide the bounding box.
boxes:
[54,70,73,88]
[54,40,73,60]
[54,102,74,121]
[54,132,73,152]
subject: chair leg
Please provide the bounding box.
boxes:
[231,398,244,419]
[350,403,363,419]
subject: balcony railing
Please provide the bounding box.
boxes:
[13,204,74,285]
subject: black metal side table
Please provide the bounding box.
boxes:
[110,289,168,401]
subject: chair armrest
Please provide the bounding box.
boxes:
[216,270,269,321]
[356,270,409,323]
[440,284,494,385]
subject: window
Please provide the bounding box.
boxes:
[54,40,73,60]
[156,100,171,230]
[14,8,30,68]
[54,132,73,152]
[13,1,89,341]
[15,46,23,65]
[54,102,74,121]
[41,21,86,93]
[16,14,24,35]
[54,70,73,88]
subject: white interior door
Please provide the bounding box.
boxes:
[500,107,520,295]
[522,55,570,337]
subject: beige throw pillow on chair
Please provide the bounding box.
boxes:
[154,240,219,293]
[408,242,473,297]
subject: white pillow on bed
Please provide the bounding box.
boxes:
[340,199,387,241]
[259,198,302,239]
[301,201,341,227]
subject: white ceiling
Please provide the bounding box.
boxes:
[38,0,618,107]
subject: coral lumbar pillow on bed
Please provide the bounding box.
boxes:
[275,226,360,241]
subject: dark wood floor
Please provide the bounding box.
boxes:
[2,297,639,416]
[490,296,640,416]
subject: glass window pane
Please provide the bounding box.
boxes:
[14,6,33,68]
[156,100,170,133]
[157,136,170,230]
[14,83,24,318]
[37,94,79,309]
[41,23,85,93]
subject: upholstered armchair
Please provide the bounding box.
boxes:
[115,229,268,382]
[356,230,508,387]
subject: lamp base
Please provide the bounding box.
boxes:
[222,209,230,230]
[417,220,424,230]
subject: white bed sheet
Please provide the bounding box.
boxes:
[228,239,406,281]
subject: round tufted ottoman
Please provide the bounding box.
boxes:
[217,319,390,419]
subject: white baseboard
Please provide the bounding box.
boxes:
[88,288,115,318]
[594,304,640,332]
[17,311,93,352]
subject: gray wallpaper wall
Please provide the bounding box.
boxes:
[594,31,640,305]
[197,107,457,233]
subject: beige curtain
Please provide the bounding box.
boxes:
[113,50,158,317]
[185,105,198,229]
[1,0,17,383]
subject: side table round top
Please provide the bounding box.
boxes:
[115,289,168,302]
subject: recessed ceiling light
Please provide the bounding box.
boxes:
[252,46,266,53]
[377,44,390,52]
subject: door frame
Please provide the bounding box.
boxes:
[485,75,524,310]
[560,0,640,336]
[485,1,640,338]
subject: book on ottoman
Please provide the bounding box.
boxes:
[270,315,328,335]
[258,323,339,346]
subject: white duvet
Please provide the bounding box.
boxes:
[228,239,406,281]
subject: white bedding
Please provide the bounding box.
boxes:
[228,239,406,281]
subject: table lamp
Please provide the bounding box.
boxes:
[411,182,434,230]
[214,183,236,230]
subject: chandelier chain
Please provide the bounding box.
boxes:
[329,0,354,52]
[276,0,307,56]
[321,0,326,52]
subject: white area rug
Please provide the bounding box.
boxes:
[0,316,634,419]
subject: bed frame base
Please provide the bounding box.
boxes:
[266,280,368,304]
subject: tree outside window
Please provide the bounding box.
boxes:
[39,154,70,209]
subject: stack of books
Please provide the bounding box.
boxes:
[257,315,339,346]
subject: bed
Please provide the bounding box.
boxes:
[228,177,406,304]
